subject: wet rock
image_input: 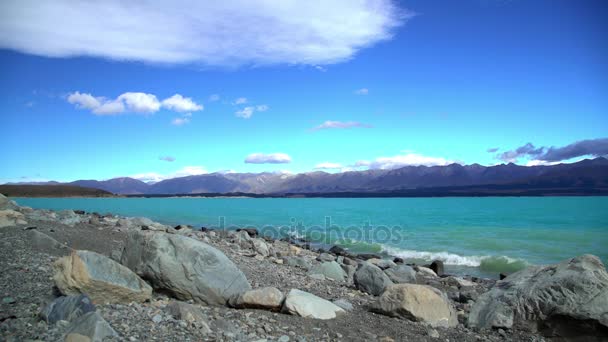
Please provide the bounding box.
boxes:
[229,287,285,311]
[329,245,347,256]
[53,250,152,303]
[429,260,444,277]
[371,284,458,328]
[356,253,382,260]
[120,230,251,305]
[64,312,117,342]
[383,265,416,284]
[40,295,96,324]
[499,272,508,280]
[282,289,345,319]
[354,262,393,296]
[468,254,608,339]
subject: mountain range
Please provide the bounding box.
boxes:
[8,158,608,195]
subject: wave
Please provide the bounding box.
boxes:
[380,246,529,273]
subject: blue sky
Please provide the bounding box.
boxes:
[1,0,607,183]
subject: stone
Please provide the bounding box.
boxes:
[57,210,81,226]
[354,262,393,296]
[329,245,347,256]
[229,287,285,311]
[384,265,416,284]
[288,245,302,256]
[468,254,608,339]
[442,276,476,288]
[236,228,258,237]
[0,194,18,210]
[316,253,335,262]
[165,301,210,332]
[64,312,117,342]
[341,264,357,282]
[416,267,438,278]
[308,261,346,281]
[251,238,270,257]
[371,284,458,328]
[429,260,444,277]
[356,253,382,260]
[342,257,358,266]
[499,272,508,280]
[120,230,251,305]
[40,295,96,324]
[282,289,345,319]
[284,256,312,270]
[152,314,162,323]
[0,209,27,228]
[368,258,397,270]
[53,250,152,304]
[393,257,405,264]
[332,299,354,311]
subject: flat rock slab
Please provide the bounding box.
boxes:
[121,230,251,305]
[309,261,346,281]
[54,250,152,304]
[371,284,458,328]
[282,289,345,320]
[40,294,96,324]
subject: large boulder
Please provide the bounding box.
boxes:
[251,238,270,257]
[27,230,69,256]
[57,210,81,226]
[468,255,608,339]
[120,230,251,305]
[284,256,312,270]
[229,287,285,311]
[64,312,117,342]
[384,265,417,284]
[40,295,96,324]
[0,209,27,228]
[354,262,393,296]
[309,261,347,281]
[53,250,152,304]
[282,289,345,319]
[371,284,458,328]
[0,194,18,210]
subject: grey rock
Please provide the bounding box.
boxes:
[371,284,458,328]
[341,264,357,283]
[316,253,336,262]
[468,254,608,339]
[40,295,96,324]
[282,289,345,319]
[165,301,210,332]
[53,250,152,304]
[384,265,416,284]
[64,312,117,342]
[353,262,393,296]
[284,257,312,270]
[152,314,162,323]
[308,261,346,281]
[368,258,397,270]
[429,260,444,277]
[251,238,270,257]
[0,194,18,210]
[120,230,251,305]
[0,209,27,228]
[27,230,69,256]
[229,287,285,311]
[57,210,81,226]
[332,299,354,311]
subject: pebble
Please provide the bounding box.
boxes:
[152,314,162,323]
[278,335,290,342]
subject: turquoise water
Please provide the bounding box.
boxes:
[12,197,608,278]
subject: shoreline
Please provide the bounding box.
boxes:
[2,194,608,341]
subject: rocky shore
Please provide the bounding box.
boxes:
[1,194,607,341]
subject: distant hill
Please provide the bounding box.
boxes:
[5,157,607,196]
[0,185,114,197]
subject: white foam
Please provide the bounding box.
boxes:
[380,245,522,268]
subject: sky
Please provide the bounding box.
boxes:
[0,0,607,183]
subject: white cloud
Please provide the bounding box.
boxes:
[209,94,220,102]
[256,105,269,112]
[235,107,254,119]
[312,120,373,131]
[0,1,409,67]
[234,97,248,105]
[118,92,160,113]
[366,152,454,170]
[354,88,369,95]
[315,162,343,169]
[171,117,191,126]
[162,94,203,112]
[314,65,327,72]
[67,91,203,115]
[354,160,371,167]
[245,153,292,164]
[159,156,175,162]
[131,165,208,182]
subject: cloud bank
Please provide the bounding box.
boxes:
[0,0,409,67]
[357,152,454,170]
[495,138,608,163]
[67,91,203,116]
[312,121,373,131]
[245,153,292,164]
